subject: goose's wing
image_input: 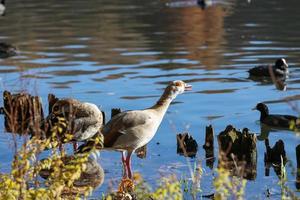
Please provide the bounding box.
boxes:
[102,110,152,147]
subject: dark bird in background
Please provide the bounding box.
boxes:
[248,58,289,77]
[0,42,17,58]
[253,103,299,129]
[197,0,213,9]
[0,0,5,16]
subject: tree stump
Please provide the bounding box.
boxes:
[111,108,122,118]
[203,125,214,169]
[177,132,198,158]
[296,144,300,189]
[2,90,44,135]
[217,125,257,180]
[264,139,287,178]
[48,93,59,114]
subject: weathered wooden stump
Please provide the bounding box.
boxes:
[264,139,287,177]
[2,90,44,135]
[177,132,198,158]
[203,125,215,169]
[48,93,59,114]
[296,144,300,189]
[110,108,147,159]
[111,108,122,118]
[217,125,257,180]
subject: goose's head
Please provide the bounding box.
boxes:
[275,58,288,70]
[167,80,192,96]
[156,80,192,106]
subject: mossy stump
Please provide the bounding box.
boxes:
[264,139,287,178]
[296,144,300,189]
[217,125,257,180]
[2,90,44,135]
[203,125,215,169]
[177,132,198,158]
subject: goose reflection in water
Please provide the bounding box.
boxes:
[39,156,104,196]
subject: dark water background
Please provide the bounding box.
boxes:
[0,0,300,199]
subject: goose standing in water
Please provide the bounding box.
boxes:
[80,80,192,179]
[48,98,103,149]
[0,0,5,16]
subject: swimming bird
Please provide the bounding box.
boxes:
[197,0,213,9]
[0,0,5,16]
[0,42,17,58]
[48,98,103,144]
[253,103,299,129]
[78,80,192,179]
[248,58,289,77]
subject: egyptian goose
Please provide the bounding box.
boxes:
[253,103,298,129]
[80,80,192,179]
[48,98,103,146]
[0,0,5,16]
[248,58,289,77]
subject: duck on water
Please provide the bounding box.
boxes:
[253,103,299,129]
[0,42,17,58]
[248,58,289,78]
[0,0,5,16]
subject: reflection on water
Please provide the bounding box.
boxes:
[39,156,105,195]
[0,0,300,198]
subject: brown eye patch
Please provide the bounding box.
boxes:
[175,82,183,87]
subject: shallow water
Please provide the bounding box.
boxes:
[0,0,300,198]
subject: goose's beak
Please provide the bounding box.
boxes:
[184,84,192,91]
[251,107,257,111]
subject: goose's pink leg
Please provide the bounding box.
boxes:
[121,151,127,177]
[125,151,133,179]
[73,142,78,152]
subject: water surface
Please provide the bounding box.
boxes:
[0,0,300,199]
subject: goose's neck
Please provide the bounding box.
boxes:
[150,90,177,115]
[1,0,4,5]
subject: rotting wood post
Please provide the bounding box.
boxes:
[177,132,198,158]
[101,111,105,125]
[264,139,287,178]
[3,91,44,135]
[217,125,257,180]
[111,108,121,118]
[136,145,147,159]
[203,125,214,169]
[296,144,300,189]
[48,93,59,114]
